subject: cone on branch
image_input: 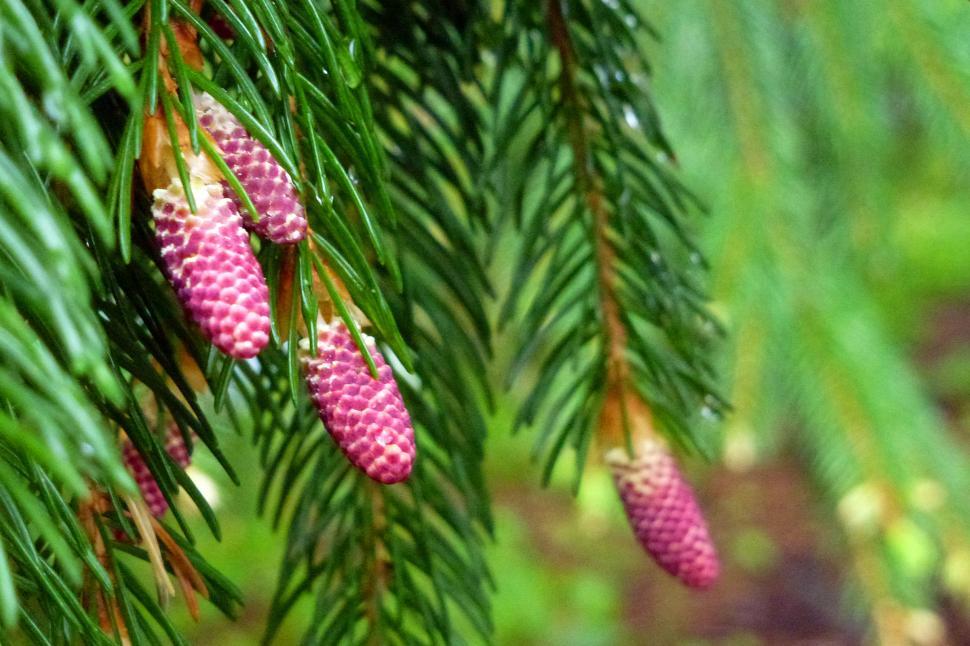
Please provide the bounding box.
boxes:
[140,95,273,358]
[301,318,416,484]
[152,180,271,358]
[121,425,194,519]
[122,440,168,518]
[605,435,719,589]
[138,15,292,359]
[194,91,307,245]
[598,386,719,589]
[165,426,193,469]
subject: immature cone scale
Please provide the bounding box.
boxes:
[302,320,416,484]
[194,91,307,245]
[606,437,719,589]
[152,181,271,359]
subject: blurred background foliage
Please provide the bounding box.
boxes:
[158,0,970,643]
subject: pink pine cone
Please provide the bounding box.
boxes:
[606,438,719,589]
[165,425,192,469]
[122,440,169,517]
[152,182,271,359]
[122,426,193,518]
[194,91,307,245]
[302,320,416,484]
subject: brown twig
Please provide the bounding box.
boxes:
[78,493,131,644]
[546,0,636,449]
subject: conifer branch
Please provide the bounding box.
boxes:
[496,0,724,489]
[0,0,736,642]
[547,0,632,450]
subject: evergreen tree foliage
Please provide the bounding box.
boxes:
[2,0,969,643]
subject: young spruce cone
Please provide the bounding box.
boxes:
[165,427,192,469]
[302,319,416,484]
[122,426,193,518]
[605,437,719,589]
[194,91,307,245]
[152,181,271,359]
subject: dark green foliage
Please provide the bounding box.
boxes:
[0,0,716,644]
[249,3,496,642]
[493,0,723,484]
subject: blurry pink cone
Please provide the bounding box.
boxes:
[122,442,169,518]
[152,182,271,359]
[606,437,719,589]
[194,91,307,245]
[121,427,196,521]
[165,424,192,469]
[302,320,416,484]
